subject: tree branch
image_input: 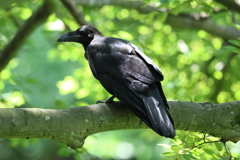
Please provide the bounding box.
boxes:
[0,0,55,72]
[0,101,239,149]
[60,0,89,26]
[165,13,240,40]
[75,0,240,40]
[214,0,240,14]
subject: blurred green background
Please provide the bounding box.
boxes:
[0,0,240,159]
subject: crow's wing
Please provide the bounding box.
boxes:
[129,43,164,81]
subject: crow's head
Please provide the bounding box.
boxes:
[57,25,103,49]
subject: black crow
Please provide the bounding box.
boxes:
[57,25,175,138]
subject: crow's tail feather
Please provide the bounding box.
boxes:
[143,96,175,138]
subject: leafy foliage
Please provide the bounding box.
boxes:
[160,131,237,159]
[0,0,240,159]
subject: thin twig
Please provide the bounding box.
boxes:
[60,0,89,26]
[210,41,237,102]
[0,0,55,72]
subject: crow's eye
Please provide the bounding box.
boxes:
[86,30,93,34]
[77,29,85,35]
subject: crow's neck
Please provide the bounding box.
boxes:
[82,43,90,51]
[82,33,103,51]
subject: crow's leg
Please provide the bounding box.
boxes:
[96,96,115,103]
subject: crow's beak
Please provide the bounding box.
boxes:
[57,31,80,42]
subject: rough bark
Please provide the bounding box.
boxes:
[0,101,239,149]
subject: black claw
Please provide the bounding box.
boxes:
[96,96,115,104]
[96,100,105,104]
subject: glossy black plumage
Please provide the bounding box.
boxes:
[57,25,175,138]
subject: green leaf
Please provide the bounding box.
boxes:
[182,154,198,160]
[192,148,203,157]
[142,0,151,4]
[224,46,239,53]
[203,149,214,155]
[57,147,71,157]
[26,78,39,84]
[55,100,66,109]
[185,134,195,142]
[212,153,222,159]
[162,152,177,156]
[194,95,204,102]
[206,136,219,141]
[160,0,170,4]
[158,143,171,149]
[171,138,182,145]
[157,12,168,22]
[171,144,182,151]
[229,39,240,47]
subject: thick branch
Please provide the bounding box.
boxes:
[165,14,240,40]
[0,0,55,72]
[75,0,240,40]
[0,101,239,149]
[214,0,240,14]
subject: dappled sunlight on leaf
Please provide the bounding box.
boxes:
[1,91,25,107]
[115,142,134,159]
[75,88,89,99]
[214,70,223,80]
[117,30,133,40]
[0,81,4,91]
[217,91,231,103]
[19,7,32,20]
[177,40,189,54]
[0,69,11,80]
[45,19,65,31]
[212,37,223,50]
[117,9,130,20]
[57,76,79,95]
